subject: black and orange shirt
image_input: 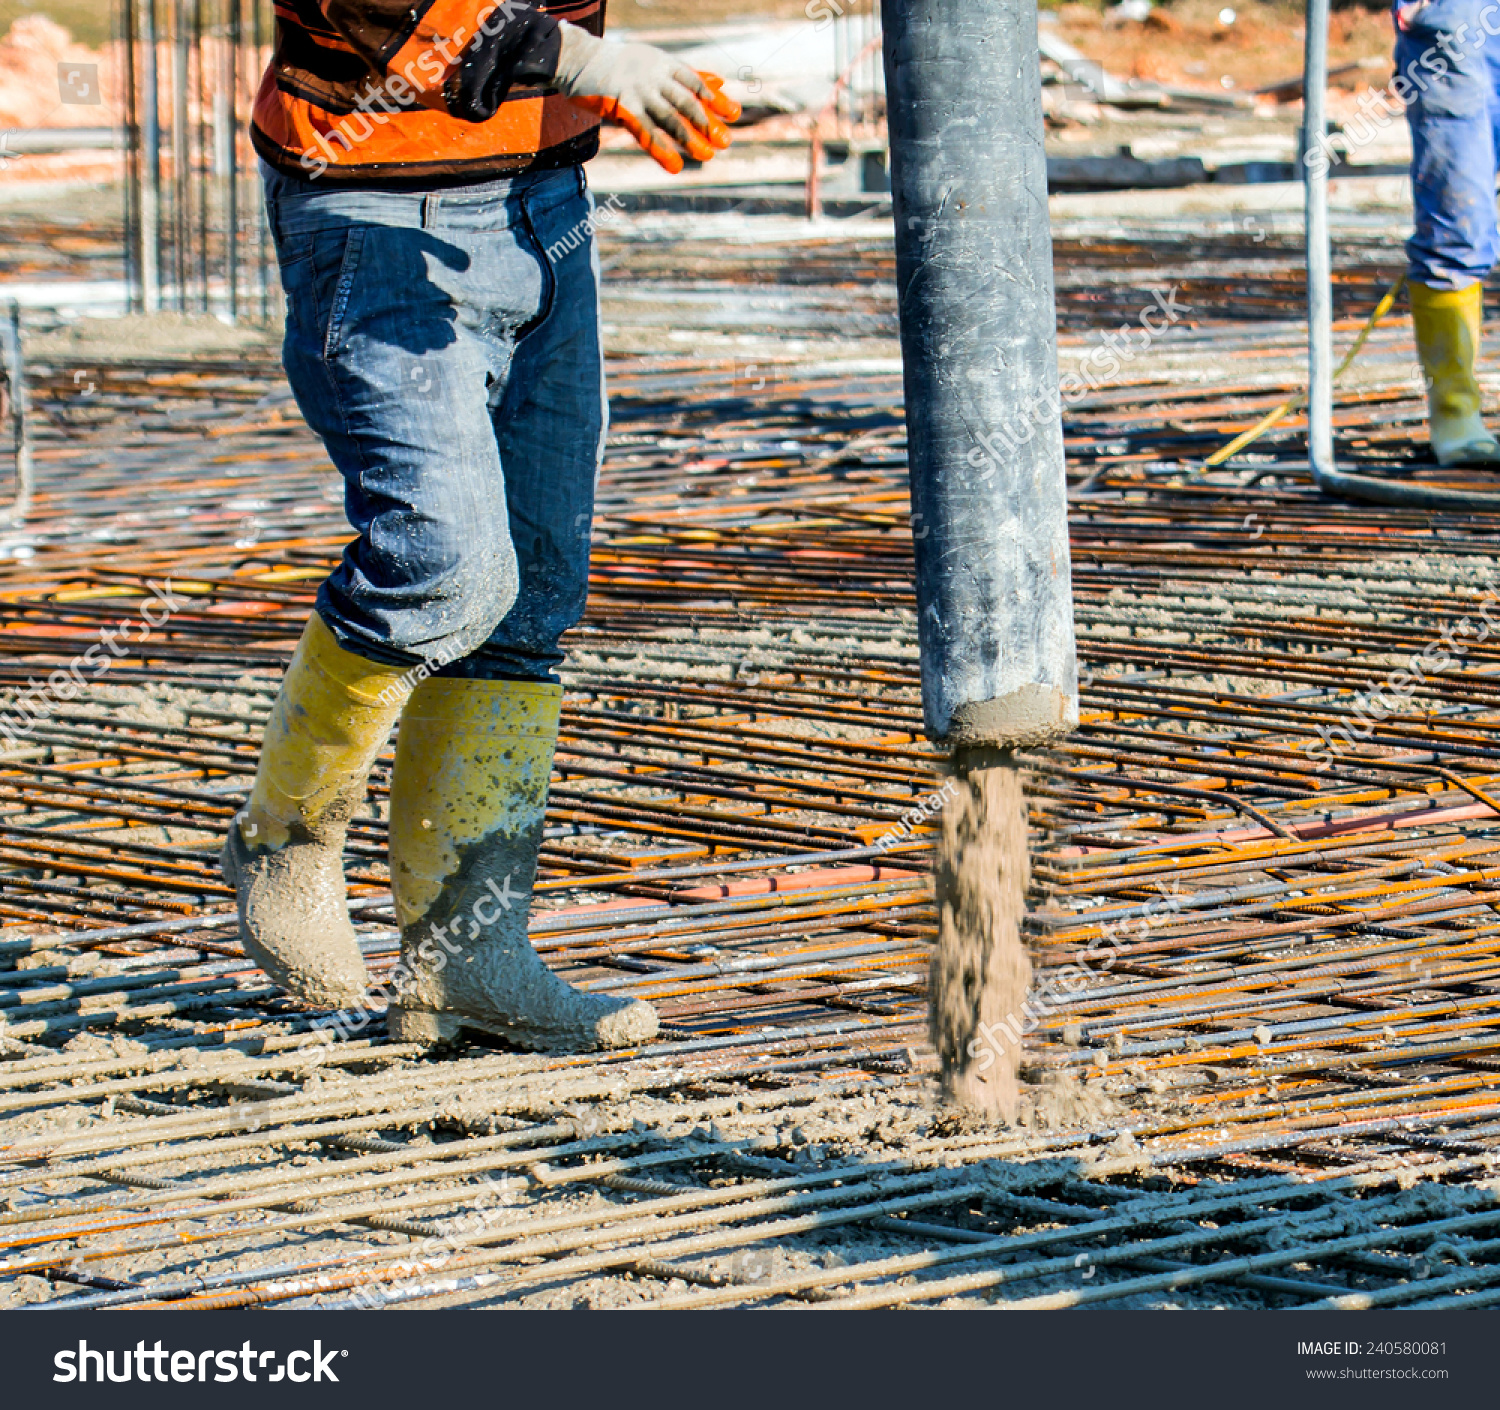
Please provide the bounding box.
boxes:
[252,0,606,185]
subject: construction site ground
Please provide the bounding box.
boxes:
[3,152,1500,1312]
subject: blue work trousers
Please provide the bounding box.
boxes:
[1395,0,1500,288]
[261,162,606,681]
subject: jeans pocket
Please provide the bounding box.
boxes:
[323,226,368,362]
[516,186,591,341]
[273,231,320,275]
[510,218,556,345]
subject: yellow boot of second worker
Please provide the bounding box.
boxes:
[386,677,658,1052]
[222,614,410,1007]
[1411,280,1500,468]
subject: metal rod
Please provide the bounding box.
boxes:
[4,219,1500,1307]
[252,0,269,322]
[194,0,210,312]
[225,0,241,323]
[121,0,143,315]
[171,0,191,313]
[139,0,163,314]
[1300,0,1500,509]
[0,301,31,523]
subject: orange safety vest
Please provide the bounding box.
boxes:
[252,0,606,185]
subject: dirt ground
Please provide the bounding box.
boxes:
[1056,0,1398,96]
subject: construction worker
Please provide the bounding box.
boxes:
[232,1,738,1050]
[1394,0,1500,465]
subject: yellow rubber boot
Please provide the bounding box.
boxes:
[1411,280,1500,467]
[222,614,409,1006]
[386,677,657,1051]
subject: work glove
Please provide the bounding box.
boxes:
[553,23,741,174]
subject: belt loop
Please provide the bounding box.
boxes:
[421,193,441,229]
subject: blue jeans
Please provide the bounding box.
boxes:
[261,162,606,681]
[1395,0,1500,289]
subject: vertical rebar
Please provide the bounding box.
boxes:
[195,0,210,312]
[833,14,845,130]
[122,0,142,315]
[0,302,32,524]
[225,0,241,323]
[140,0,163,314]
[252,0,270,323]
[863,3,872,128]
[172,0,191,312]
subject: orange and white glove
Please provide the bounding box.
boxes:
[553,23,741,174]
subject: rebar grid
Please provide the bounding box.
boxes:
[0,220,1498,1309]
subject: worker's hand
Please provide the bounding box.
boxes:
[553,23,741,174]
